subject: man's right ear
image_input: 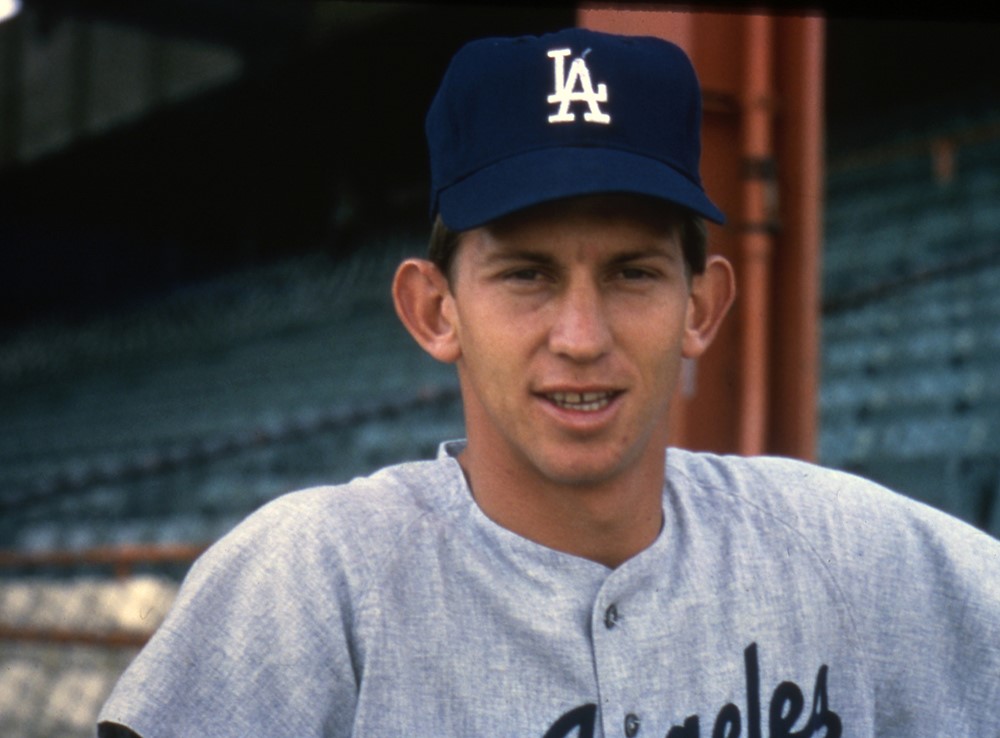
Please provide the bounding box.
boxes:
[392,258,462,364]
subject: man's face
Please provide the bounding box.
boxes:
[444,195,700,490]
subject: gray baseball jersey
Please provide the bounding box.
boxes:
[98,442,1000,737]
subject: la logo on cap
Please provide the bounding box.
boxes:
[547,47,610,125]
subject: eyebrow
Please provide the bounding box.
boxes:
[606,248,680,265]
[479,249,559,267]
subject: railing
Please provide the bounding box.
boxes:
[0,543,205,647]
[0,543,206,579]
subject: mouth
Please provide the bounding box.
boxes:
[543,391,620,412]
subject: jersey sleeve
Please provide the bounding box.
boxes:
[97,488,363,738]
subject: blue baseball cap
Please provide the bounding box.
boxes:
[426,27,725,231]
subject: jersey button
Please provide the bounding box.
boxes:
[604,603,619,629]
[624,712,640,736]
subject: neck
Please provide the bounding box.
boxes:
[457,443,666,569]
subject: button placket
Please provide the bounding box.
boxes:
[603,602,637,736]
[593,578,643,738]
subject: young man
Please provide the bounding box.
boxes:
[99,27,1000,738]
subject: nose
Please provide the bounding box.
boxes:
[548,278,613,362]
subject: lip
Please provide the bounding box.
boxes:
[532,386,625,432]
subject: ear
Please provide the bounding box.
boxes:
[392,258,462,364]
[682,255,736,359]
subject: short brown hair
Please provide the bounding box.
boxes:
[428,199,708,281]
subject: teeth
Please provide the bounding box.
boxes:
[549,391,613,411]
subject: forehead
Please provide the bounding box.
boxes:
[461,194,683,255]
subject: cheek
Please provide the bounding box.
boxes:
[619,296,688,344]
[454,316,524,394]
[456,293,544,358]
[623,310,689,385]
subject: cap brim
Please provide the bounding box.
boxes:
[436,146,726,231]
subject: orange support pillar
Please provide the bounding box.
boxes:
[736,14,776,457]
[770,16,824,461]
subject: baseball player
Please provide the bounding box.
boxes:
[98,27,1000,738]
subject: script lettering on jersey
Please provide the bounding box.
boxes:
[542,703,597,738]
[543,643,841,738]
[547,48,610,124]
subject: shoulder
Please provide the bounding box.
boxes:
[667,448,1000,627]
[187,454,469,598]
[667,446,887,506]
[667,448,996,550]
[244,455,464,537]
[667,448,999,563]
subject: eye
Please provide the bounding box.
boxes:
[615,265,659,281]
[504,267,550,282]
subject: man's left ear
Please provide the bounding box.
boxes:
[682,255,736,359]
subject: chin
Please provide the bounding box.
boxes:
[533,451,633,489]
[531,431,668,489]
